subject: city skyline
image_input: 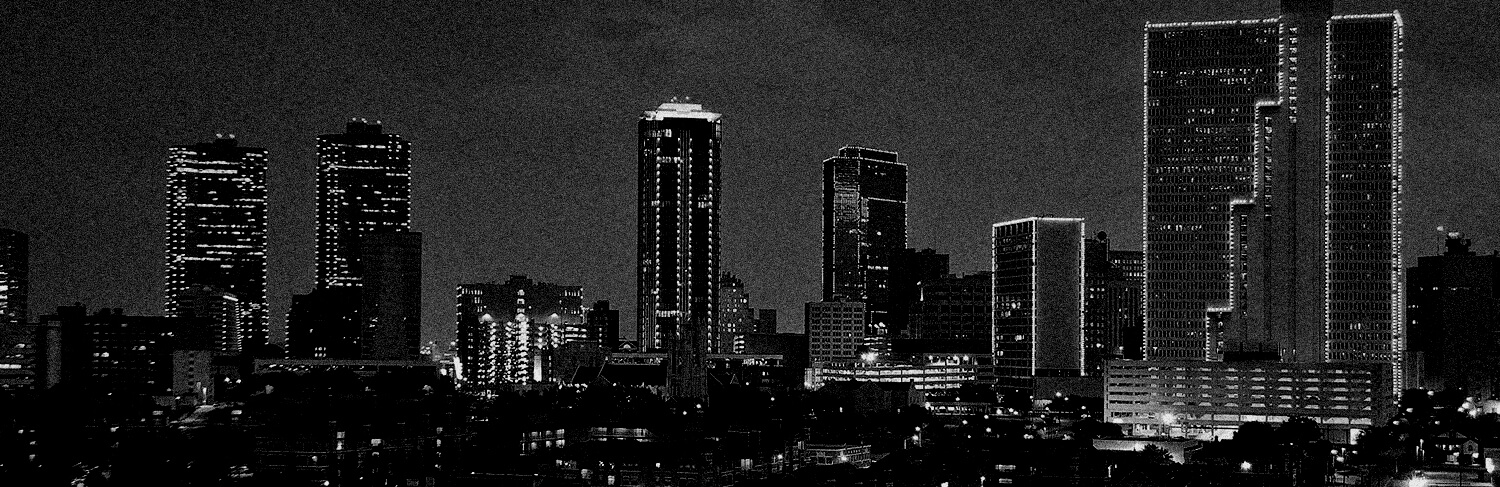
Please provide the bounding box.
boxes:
[3,0,1497,347]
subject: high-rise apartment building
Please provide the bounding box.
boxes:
[0,229,27,328]
[163,136,268,350]
[992,217,1085,389]
[1142,3,1405,389]
[822,147,907,334]
[1406,233,1500,397]
[316,120,412,290]
[637,101,720,399]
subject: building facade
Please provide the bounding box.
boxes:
[992,217,1086,389]
[455,276,585,390]
[637,101,721,399]
[1105,359,1389,443]
[164,136,268,351]
[0,229,27,329]
[585,300,621,350]
[718,272,750,353]
[1142,3,1406,391]
[357,231,422,360]
[907,272,992,345]
[807,301,867,364]
[1406,233,1500,397]
[316,120,412,290]
[822,146,907,336]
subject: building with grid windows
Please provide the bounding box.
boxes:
[315,120,412,290]
[823,147,907,339]
[992,217,1086,390]
[163,136,268,351]
[1142,2,1405,392]
[807,301,867,365]
[455,276,585,391]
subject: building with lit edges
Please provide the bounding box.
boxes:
[637,101,720,399]
[315,119,412,290]
[455,276,584,391]
[1141,2,1405,392]
[823,146,906,338]
[0,228,27,328]
[992,217,1086,390]
[163,136,268,351]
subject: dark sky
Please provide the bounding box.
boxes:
[3,0,1496,346]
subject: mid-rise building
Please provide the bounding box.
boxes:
[287,288,362,359]
[992,217,1086,389]
[357,231,422,360]
[585,300,621,350]
[637,101,721,399]
[163,136,268,351]
[1406,233,1500,397]
[1105,359,1390,443]
[174,285,244,354]
[907,272,991,344]
[36,306,209,401]
[823,146,907,336]
[890,248,951,337]
[0,229,27,328]
[455,276,584,390]
[749,308,778,335]
[1142,2,1406,391]
[316,120,412,290]
[1084,234,1145,375]
[807,301,867,364]
[718,272,750,353]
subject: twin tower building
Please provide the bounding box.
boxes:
[163,120,419,360]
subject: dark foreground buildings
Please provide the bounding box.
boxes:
[1406,232,1500,398]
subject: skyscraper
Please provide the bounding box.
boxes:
[992,217,1085,390]
[358,231,423,359]
[637,101,720,399]
[1141,3,1404,389]
[0,229,27,328]
[822,146,907,334]
[316,120,412,290]
[163,136,268,350]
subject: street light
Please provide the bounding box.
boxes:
[1240,461,1252,472]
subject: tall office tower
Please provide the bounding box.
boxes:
[175,285,243,354]
[316,120,412,290]
[637,101,720,399]
[585,300,621,350]
[822,147,907,332]
[455,276,584,391]
[718,272,750,353]
[807,301,867,364]
[1142,3,1404,388]
[890,248,951,337]
[1107,249,1146,362]
[1406,233,1500,397]
[0,229,27,327]
[163,136,268,350]
[992,217,1085,389]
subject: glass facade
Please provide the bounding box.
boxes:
[822,147,906,333]
[992,217,1085,389]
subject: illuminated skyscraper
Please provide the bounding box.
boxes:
[992,217,1085,390]
[0,229,26,328]
[822,147,907,335]
[637,101,720,399]
[316,119,412,290]
[164,136,268,350]
[1142,3,1405,389]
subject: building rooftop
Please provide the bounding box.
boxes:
[642,102,721,122]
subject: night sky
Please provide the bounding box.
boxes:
[3,0,1496,347]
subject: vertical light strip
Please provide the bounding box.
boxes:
[1140,25,1153,361]
[1031,218,1038,376]
[1079,220,1087,373]
[1390,12,1406,393]
[1322,17,1334,363]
